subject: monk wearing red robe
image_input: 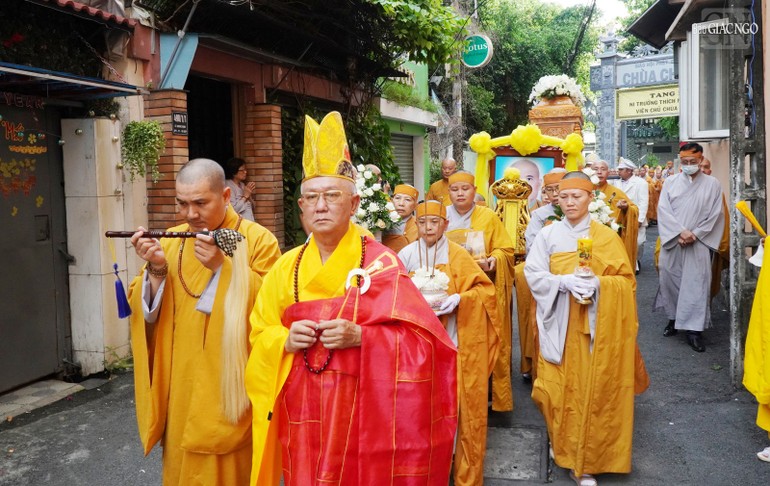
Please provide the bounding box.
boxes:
[246,112,457,485]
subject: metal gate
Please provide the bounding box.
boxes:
[391,134,415,186]
[0,103,70,392]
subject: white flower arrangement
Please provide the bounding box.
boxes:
[353,164,401,231]
[528,74,586,106]
[411,266,450,292]
[411,266,450,310]
[582,167,621,232]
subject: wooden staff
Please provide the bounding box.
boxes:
[105,230,208,239]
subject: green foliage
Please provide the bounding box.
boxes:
[381,80,437,112]
[0,0,104,76]
[280,105,401,248]
[644,153,660,166]
[346,106,403,189]
[465,0,600,135]
[104,347,133,374]
[657,116,680,140]
[618,0,658,53]
[281,106,324,248]
[465,84,503,134]
[368,0,468,66]
[121,121,165,183]
[429,157,463,184]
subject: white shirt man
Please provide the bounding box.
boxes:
[611,157,649,272]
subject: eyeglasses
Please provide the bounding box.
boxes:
[543,186,559,194]
[237,168,248,173]
[679,157,702,166]
[301,190,350,205]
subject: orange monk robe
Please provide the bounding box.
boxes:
[400,239,499,486]
[597,182,640,266]
[427,178,452,205]
[128,206,281,486]
[447,205,516,411]
[526,220,649,476]
[514,262,537,377]
[648,177,663,221]
[382,215,418,253]
[247,223,457,485]
[744,244,770,435]
[710,194,730,298]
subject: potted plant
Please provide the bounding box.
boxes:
[121,120,165,182]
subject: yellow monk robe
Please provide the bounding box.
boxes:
[744,243,770,435]
[128,206,281,486]
[427,179,452,205]
[530,221,649,476]
[447,205,516,411]
[710,195,730,298]
[597,182,639,266]
[382,216,418,253]
[354,223,374,238]
[648,177,662,221]
[403,240,499,486]
[514,262,537,377]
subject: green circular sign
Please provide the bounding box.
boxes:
[462,34,493,68]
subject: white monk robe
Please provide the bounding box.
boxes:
[525,204,558,253]
[398,236,456,343]
[654,172,725,331]
[524,214,648,475]
[524,215,597,363]
[612,175,649,258]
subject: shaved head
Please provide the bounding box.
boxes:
[177,158,226,192]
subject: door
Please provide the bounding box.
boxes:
[0,103,69,392]
[391,133,415,185]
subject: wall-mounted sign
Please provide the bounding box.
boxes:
[462,34,493,69]
[615,54,675,88]
[616,84,679,120]
[172,111,188,136]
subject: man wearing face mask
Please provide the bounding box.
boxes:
[654,143,725,352]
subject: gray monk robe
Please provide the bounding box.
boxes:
[654,172,725,331]
[525,204,558,253]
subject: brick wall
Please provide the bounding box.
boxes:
[144,89,188,230]
[242,104,285,246]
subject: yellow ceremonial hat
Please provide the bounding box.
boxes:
[302,111,356,182]
[416,200,447,219]
[393,184,419,200]
[448,171,475,187]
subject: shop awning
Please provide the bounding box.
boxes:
[627,0,683,49]
[0,61,145,101]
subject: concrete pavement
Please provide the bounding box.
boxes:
[1,225,769,484]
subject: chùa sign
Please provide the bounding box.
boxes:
[616,84,679,121]
[615,54,675,89]
[462,34,493,69]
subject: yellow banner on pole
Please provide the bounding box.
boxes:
[616,84,679,120]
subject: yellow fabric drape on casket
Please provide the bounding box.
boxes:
[532,221,649,476]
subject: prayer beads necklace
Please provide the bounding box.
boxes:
[293,236,366,374]
[178,216,242,298]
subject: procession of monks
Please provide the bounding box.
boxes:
[126,108,769,486]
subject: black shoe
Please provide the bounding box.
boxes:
[687,331,705,352]
[663,320,678,337]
